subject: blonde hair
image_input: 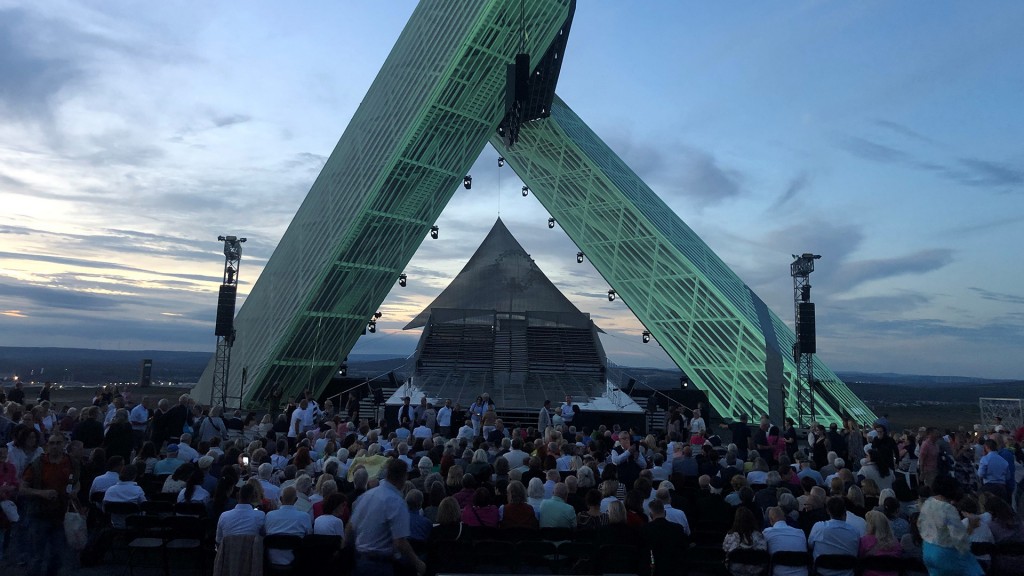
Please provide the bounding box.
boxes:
[607,500,627,524]
[865,510,896,548]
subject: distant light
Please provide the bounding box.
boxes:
[576,251,584,264]
[548,217,555,229]
[463,175,472,189]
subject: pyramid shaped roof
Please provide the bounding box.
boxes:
[405,218,587,329]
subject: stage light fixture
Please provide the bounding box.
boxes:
[367,320,377,333]
[607,289,617,301]
[430,225,439,239]
[463,175,472,189]
[576,251,584,264]
[522,185,529,197]
[498,156,505,167]
[642,330,651,344]
[374,311,382,319]
[398,273,407,287]
[548,217,555,229]
[680,377,689,388]
[339,363,347,377]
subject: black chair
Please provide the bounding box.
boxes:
[598,544,643,575]
[150,492,178,503]
[173,501,208,517]
[141,500,174,517]
[164,514,205,574]
[263,533,304,575]
[125,514,167,576]
[518,539,558,574]
[559,540,596,574]
[771,550,811,572]
[501,526,540,542]
[858,554,906,576]
[539,526,575,543]
[104,501,143,560]
[474,539,518,573]
[297,534,342,571]
[725,548,770,576]
[813,553,858,576]
[429,539,475,574]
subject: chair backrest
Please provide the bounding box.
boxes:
[264,533,303,551]
[771,550,811,567]
[164,515,204,539]
[105,501,142,517]
[814,553,858,570]
[538,526,574,542]
[141,500,174,516]
[174,501,208,517]
[126,513,164,534]
[726,547,771,569]
[858,554,906,573]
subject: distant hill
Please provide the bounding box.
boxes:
[0,347,212,385]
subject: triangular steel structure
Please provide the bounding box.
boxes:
[195,0,874,426]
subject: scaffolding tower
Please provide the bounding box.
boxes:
[211,235,246,410]
[791,253,820,426]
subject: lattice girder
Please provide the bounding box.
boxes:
[492,95,874,424]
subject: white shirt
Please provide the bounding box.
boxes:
[314,514,345,536]
[689,417,706,435]
[288,409,304,438]
[103,480,147,528]
[265,505,312,564]
[458,425,475,440]
[413,425,432,439]
[664,504,691,534]
[177,485,211,504]
[90,470,120,495]
[177,443,200,463]
[216,504,266,543]
[845,512,867,536]
[129,404,149,432]
[764,520,810,576]
[259,479,282,502]
[437,406,452,427]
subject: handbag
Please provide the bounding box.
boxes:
[64,501,88,550]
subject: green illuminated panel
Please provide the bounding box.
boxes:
[492,96,874,424]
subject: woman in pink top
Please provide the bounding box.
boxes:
[859,510,903,576]
[460,487,499,528]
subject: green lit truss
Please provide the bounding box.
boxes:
[195,0,874,425]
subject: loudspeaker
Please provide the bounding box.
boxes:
[797,302,816,354]
[506,53,530,111]
[214,285,237,336]
[139,359,152,387]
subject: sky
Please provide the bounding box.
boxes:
[0,1,1022,380]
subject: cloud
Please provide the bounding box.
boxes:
[0,9,81,117]
[769,171,810,211]
[832,249,954,289]
[839,135,1022,193]
[0,280,121,311]
[211,113,251,128]
[873,119,936,145]
[0,250,222,285]
[969,287,1024,305]
[838,136,910,164]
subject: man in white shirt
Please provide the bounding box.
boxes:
[412,421,432,440]
[176,433,200,463]
[436,399,453,436]
[288,400,307,448]
[561,395,575,425]
[265,486,312,565]
[216,483,266,544]
[103,464,147,527]
[656,487,690,534]
[763,506,809,576]
[257,463,282,503]
[457,420,475,441]
[129,397,150,446]
[90,456,124,496]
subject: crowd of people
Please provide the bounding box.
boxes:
[2,379,1024,576]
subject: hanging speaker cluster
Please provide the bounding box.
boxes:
[797,302,816,354]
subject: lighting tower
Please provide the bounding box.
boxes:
[211,235,246,409]
[790,253,820,426]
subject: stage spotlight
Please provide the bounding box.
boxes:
[642,330,651,344]
[521,185,529,197]
[398,273,407,287]
[374,311,382,319]
[430,225,439,239]
[607,289,617,302]
[576,251,584,264]
[367,320,377,334]
[339,363,347,377]
[548,217,555,229]
[463,175,472,189]
[498,156,505,167]
[680,377,689,388]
